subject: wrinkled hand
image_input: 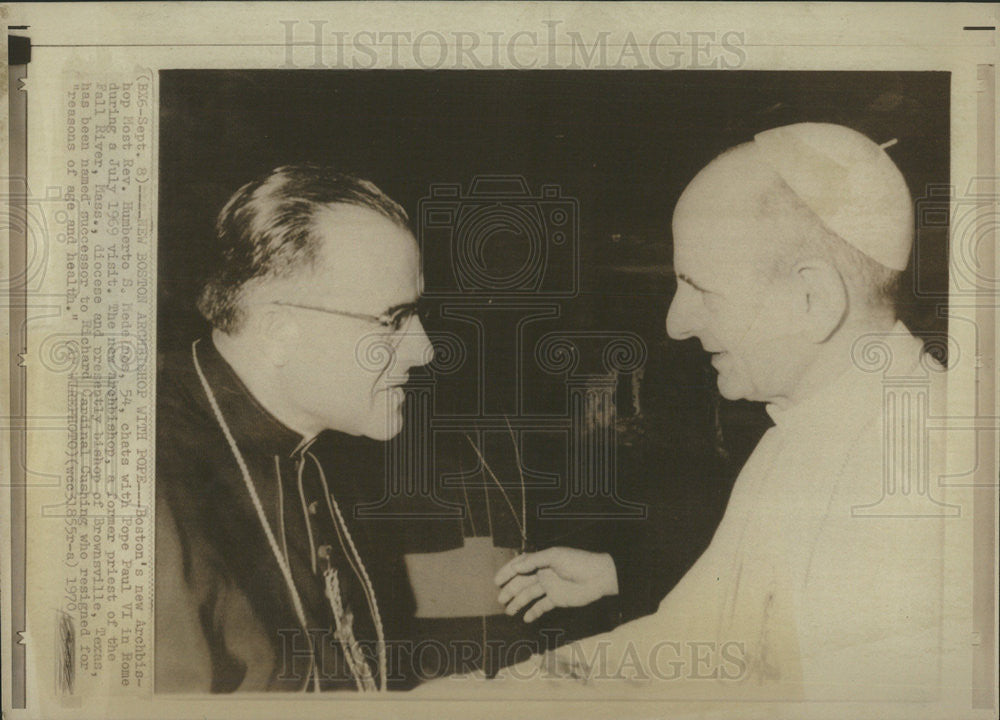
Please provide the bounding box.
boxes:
[494,547,619,622]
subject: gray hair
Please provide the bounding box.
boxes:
[755,172,903,313]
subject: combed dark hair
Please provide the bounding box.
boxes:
[196,164,410,333]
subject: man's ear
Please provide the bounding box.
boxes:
[792,259,848,343]
[258,308,299,367]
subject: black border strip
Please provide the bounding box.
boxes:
[7,32,30,711]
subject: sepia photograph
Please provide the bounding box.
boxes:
[2,4,996,719]
[155,69,961,698]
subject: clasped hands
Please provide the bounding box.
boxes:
[494,547,619,622]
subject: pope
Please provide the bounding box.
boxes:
[480,123,972,703]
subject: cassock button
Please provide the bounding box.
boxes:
[317,544,333,561]
[308,500,319,515]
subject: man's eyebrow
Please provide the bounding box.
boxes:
[384,301,419,316]
[676,272,712,294]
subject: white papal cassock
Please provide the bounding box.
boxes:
[475,323,973,705]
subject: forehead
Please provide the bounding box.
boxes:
[308,204,420,307]
[671,155,778,282]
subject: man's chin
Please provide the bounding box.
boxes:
[715,375,751,402]
[362,410,406,442]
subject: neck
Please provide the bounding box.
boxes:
[783,312,898,409]
[211,329,319,441]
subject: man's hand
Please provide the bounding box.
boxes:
[494,547,619,622]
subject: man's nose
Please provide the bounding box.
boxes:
[665,287,699,341]
[399,318,434,370]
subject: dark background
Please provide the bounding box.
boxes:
[159,70,949,351]
[159,70,950,661]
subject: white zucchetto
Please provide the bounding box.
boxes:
[753,123,913,271]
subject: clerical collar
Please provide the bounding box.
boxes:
[766,321,927,431]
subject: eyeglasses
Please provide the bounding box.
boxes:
[269,301,424,332]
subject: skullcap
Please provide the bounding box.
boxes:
[753,123,913,271]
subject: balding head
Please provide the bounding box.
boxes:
[666,124,912,406]
[674,140,903,314]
